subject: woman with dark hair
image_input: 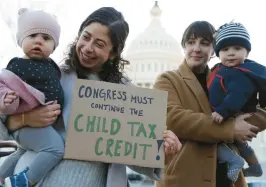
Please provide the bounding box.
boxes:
[153,21,266,187]
[0,7,182,187]
[64,7,130,83]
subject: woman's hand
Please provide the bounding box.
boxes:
[6,103,61,131]
[24,103,61,127]
[163,130,182,154]
[234,113,260,143]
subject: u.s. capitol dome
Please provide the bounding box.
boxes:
[125,1,183,88]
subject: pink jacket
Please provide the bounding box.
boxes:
[0,69,53,115]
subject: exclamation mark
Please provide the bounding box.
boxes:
[156,140,164,160]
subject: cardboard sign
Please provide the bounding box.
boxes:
[64,79,168,168]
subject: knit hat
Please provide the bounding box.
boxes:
[215,22,251,56]
[16,8,61,48]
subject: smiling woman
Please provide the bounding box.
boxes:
[64,8,130,84]
[0,6,182,187]
[76,22,114,72]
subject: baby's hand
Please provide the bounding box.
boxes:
[212,112,224,124]
[4,91,18,106]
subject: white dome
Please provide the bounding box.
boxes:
[125,1,183,88]
[126,1,183,60]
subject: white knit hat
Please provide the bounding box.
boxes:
[16,8,61,48]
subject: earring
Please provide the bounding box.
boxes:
[108,60,113,65]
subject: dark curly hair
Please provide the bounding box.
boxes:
[62,7,129,83]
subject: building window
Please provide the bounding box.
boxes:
[167,64,171,70]
[145,83,151,88]
[161,63,164,71]
[141,64,145,72]
[135,64,138,72]
[148,63,151,71]
[154,63,158,72]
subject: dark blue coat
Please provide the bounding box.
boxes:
[207,59,266,119]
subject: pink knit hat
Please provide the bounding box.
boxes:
[16,8,61,48]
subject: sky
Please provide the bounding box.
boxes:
[1,0,266,67]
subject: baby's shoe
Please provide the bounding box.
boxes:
[4,167,31,187]
[243,163,263,177]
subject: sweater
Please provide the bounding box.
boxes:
[0,58,63,115]
[6,57,63,104]
[208,59,266,119]
[0,69,161,187]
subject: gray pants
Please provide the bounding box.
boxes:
[0,126,64,183]
[217,142,254,163]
